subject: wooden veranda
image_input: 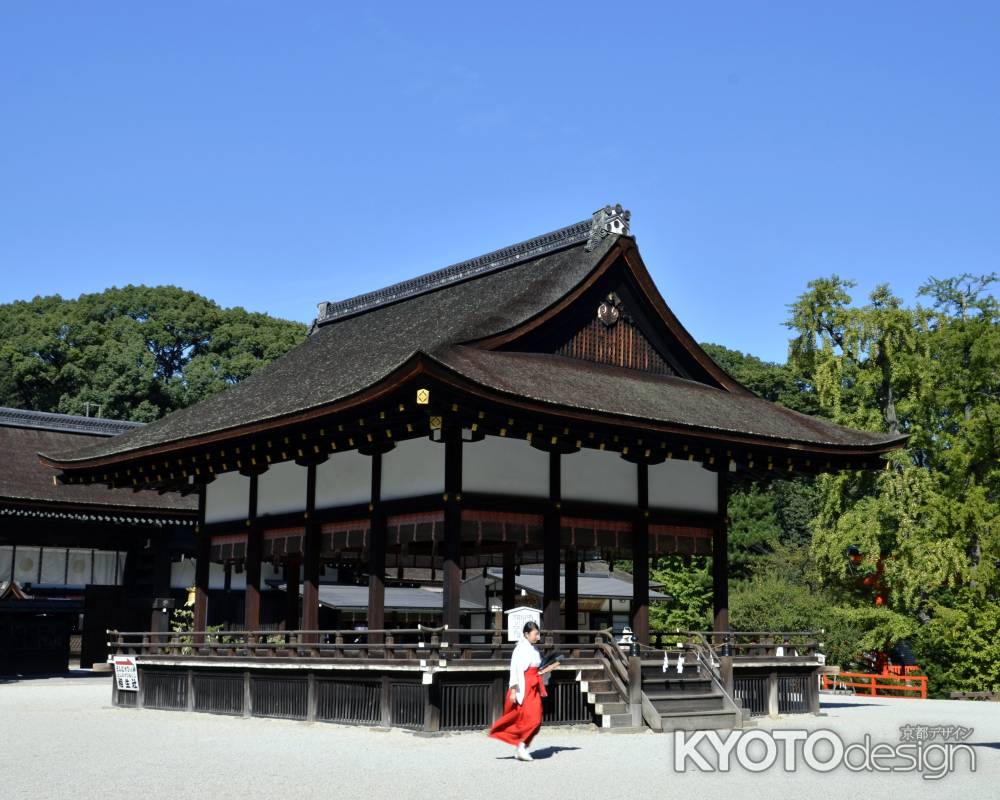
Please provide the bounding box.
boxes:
[107,626,831,731]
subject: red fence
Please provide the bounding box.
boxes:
[821,671,927,699]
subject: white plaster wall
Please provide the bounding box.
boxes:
[170,559,249,591]
[1,546,126,587]
[205,470,251,523]
[462,435,549,497]
[316,450,372,508]
[257,459,307,516]
[561,448,638,506]
[380,437,445,501]
[648,459,718,513]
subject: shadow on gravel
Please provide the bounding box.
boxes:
[819,702,882,709]
[523,746,581,760]
[495,746,582,761]
[0,669,108,684]
[968,742,1000,750]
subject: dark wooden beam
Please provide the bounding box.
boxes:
[302,464,320,640]
[244,473,262,630]
[193,485,210,637]
[441,427,462,630]
[631,461,650,645]
[223,560,234,626]
[283,553,301,632]
[502,547,516,613]
[712,468,729,635]
[150,533,172,635]
[564,546,578,632]
[367,452,386,637]
[542,450,561,631]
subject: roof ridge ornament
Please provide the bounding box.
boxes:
[585,204,631,252]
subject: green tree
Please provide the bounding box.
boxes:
[786,273,999,695]
[0,285,307,421]
[649,556,713,632]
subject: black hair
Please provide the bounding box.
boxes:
[523,620,540,635]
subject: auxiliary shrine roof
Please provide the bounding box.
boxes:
[1,407,195,517]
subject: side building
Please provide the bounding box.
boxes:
[0,407,196,673]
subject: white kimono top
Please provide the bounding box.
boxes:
[508,637,548,704]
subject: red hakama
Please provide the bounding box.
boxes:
[488,666,547,747]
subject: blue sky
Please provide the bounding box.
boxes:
[2,2,997,363]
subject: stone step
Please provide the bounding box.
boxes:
[594,695,628,714]
[601,711,636,729]
[641,663,701,679]
[642,677,714,695]
[658,709,741,732]
[648,693,726,714]
[645,688,722,702]
[588,690,620,704]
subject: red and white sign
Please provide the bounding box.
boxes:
[113,656,139,692]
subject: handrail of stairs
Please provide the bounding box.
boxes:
[636,631,745,729]
[594,629,631,704]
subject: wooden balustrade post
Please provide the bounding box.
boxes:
[628,655,642,726]
[767,671,779,718]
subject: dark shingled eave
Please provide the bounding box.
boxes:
[422,346,909,452]
[419,348,908,455]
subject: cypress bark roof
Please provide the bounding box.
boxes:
[430,347,896,449]
[40,212,905,469]
[44,233,621,465]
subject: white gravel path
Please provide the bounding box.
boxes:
[2,674,997,800]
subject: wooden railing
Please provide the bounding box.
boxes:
[107,627,615,663]
[637,631,746,723]
[821,671,927,699]
[649,630,823,660]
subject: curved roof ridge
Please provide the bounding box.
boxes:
[315,218,594,326]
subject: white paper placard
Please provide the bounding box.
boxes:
[113,656,139,692]
[504,606,541,642]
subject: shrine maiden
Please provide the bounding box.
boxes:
[488,621,558,761]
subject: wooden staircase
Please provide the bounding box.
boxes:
[579,631,749,732]
[639,652,747,732]
[578,665,637,729]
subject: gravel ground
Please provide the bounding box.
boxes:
[2,674,997,800]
